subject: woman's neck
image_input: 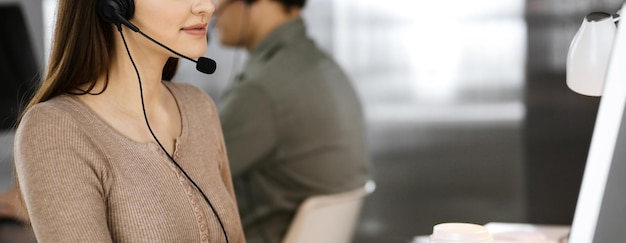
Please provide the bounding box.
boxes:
[74,27,182,149]
[92,28,171,114]
[246,7,301,51]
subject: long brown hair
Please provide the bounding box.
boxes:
[25,0,178,113]
[15,0,178,220]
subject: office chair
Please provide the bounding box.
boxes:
[281,180,376,243]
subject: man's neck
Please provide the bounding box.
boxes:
[246,9,301,51]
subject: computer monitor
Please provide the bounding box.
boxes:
[569,3,626,243]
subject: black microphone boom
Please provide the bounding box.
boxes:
[99,1,216,74]
[135,31,216,74]
[196,57,217,74]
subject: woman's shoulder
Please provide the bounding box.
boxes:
[21,95,82,125]
[165,81,205,94]
[165,81,215,106]
[17,95,95,142]
[15,95,93,151]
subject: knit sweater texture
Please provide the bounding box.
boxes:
[14,82,245,243]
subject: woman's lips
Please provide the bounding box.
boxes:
[181,24,208,36]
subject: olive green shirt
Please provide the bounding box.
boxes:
[218,19,371,242]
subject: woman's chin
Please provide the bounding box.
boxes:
[186,46,208,59]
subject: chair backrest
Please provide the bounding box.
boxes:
[281,180,376,243]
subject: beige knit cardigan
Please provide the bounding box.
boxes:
[14,82,245,243]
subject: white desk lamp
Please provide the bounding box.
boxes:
[568,4,626,243]
[566,12,620,96]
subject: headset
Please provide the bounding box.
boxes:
[97,0,217,74]
[96,1,228,242]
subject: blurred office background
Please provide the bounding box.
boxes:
[0,0,623,242]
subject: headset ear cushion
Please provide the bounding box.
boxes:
[97,0,122,24]
[123,0,135,20]
[96,0,134,24]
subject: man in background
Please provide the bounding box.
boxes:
[214,0,372,242]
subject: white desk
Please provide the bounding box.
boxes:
[412,222,570,243]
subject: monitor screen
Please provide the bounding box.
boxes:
[569,3,626,242]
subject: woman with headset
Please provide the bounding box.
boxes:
[12,0,244,242]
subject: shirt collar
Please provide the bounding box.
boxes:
[237,18,306,83]
[249,18,306,61]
